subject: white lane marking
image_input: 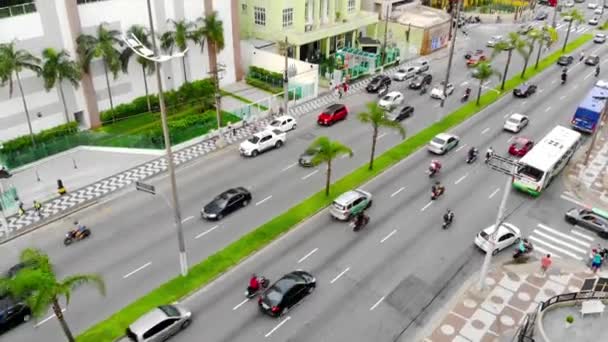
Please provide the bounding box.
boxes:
[256,195,273,206]
[181,216,194,224]
[123,262,152,279]
[503,113,510,118]
[456,144,467,152]
[341,149,354,158]
[390,187,405,197]
[282,162,297,172]
[538,88,544,93]
[380,229,397,243]
[560,194,586,207]
[301,170,319,180]
[370,296,385,311]
[537,224,590,248]
[297,248,319,263]
[378,132,388,139]
[571,228,595,242]
[265,316,291,338]
[585,72,593,80]
[603,58,608,65]
[233,299,249,311]
[460,81,469,86]
[574,85,579,90]
[528,236,582,260]
[195,225,219,239]
[545,107,551,112]
[421,201,433,211]
[481,127,490,134]
[330,267,350,284]
[522,101,527,106]
[560,95,566,100]
[455,173,468,184]
[489,188,500,199]
[506,136,514,143]
[35,308,66,327]
[563,191,574,197]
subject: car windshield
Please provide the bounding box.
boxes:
[158,305,180,318]
[517,164,544,181]
[269,120,281,126]
[514,141,526,149]
[333,201,346,210]
[397,68,406,73]
[413,76,423,82]
[507,118,520,124]
[479,230,489,240]
[432,137,446,145]
[382,95,394,101]
[248,136,260,144]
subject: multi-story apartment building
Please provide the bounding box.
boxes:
[0,0,242,142]
[239,0,379,62]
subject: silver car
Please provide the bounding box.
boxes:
[565,208,608,238]
[125,304,192,342]
[330,189,372,220]
[427,133,460,154]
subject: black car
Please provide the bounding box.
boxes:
[258,270,316,317]
[409,73,432,89]
[557,55,574,66]
[0,295,31,333]
[298,146,321,167]
[585,55,600,66]
[385,106,414,121]
[201,187,252,220]
[365,75,391,93]
[513,83,538,98]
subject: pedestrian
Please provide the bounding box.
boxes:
[591,252,603,273]
[540,254,552,276]
[57,179,67,196]
[227,122,234,137]
[17,201,25,217]
[33,200,42,217]
[342,82,349,95]
[596,65,601,77]
[278,106,284,116]
[338,85,343,99]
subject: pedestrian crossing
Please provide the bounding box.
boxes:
[555,23,593,34]
[528,223,595,261]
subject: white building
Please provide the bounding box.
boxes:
[0,0,243,142]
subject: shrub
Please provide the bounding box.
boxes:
[0,122,79,153]
[245,76,283,94]
[566,315,574,324]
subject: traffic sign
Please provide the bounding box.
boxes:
[135,181,156,195]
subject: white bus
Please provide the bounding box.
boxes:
[513,125,581,196]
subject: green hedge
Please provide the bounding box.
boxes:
[0,122,79,154]
[77,33,592,342]
[248,66,283,85]
[245,76,283,94]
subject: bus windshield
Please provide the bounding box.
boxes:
[517,164,544,182]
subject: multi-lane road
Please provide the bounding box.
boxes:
[0,17,599,341]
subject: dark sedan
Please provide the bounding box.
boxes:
[201,187,252,220]
[0,295,31,333]
[557,55,574,66]
[365,75,391,93]
[565,207,608,238]
[513,83,537,97]
[585,55,600,66]
[409,73,432,89]
[385,106,414,121]
[259,270,316,317]
[298,146,321,167]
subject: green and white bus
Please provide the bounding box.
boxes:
[513,125,581,196]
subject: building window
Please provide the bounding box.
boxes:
[76,0,110,4]
[347,0,356,13]
[254,6,265,26]
[282,8,293,28]
[0,0,36,18]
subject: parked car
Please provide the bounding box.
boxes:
[317,103,348,126]
[503,113,529,133]
[486,35,503,47]
[378,91,404,110]
[427,133,460,154]
[589,17,600,25]
[125,304,191,342]
[298,146,321,167]
[366,75,391,93]
[585,55,600,66]
[513,83,538,97]
[409,73,432,89]
[385,106,414,121]
[508,136,534,157]
[430,82,455,99]
[266,115,296,132]
[392,66,418,81]
[565,207,608,238]
[557,55,574,66]
[258,270,316,317]
[594,33,607,43]
[330,189,372,220]
[0,295,31,334]
[595,7,603,14]
[239,129,286,157]
[474,223,521,255]
[201,187,252,220]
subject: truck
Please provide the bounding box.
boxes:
[571,80,608,133]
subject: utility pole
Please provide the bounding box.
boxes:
[447,0,455,41]
[381,3,390,66]
[583,95,608,166]
[551,0,559,28]
[440,0,462,111]
[283,36,289,117]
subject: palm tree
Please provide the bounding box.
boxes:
[491,33,522,90]
[472,62,501,105]
[197,12,225,131]
[120,25,156,112]
[0,248,105,342]
[305,136,353,196]
[358,102,406,170]
[76,23,123,114]
[514,34,533,79]
[560,9,585,51]
[41,48,82,124]
[530,26,558,69]
[0,42,41,146]
[160,19,195,83]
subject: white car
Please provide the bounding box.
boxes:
[427,133,460,154]
[504,113,529,133]
[413,59,430,73]
[594,33,607,43]
[393,66,419,81]
[474,222,521,255]
[564,1,575,7]
[487,35,503,47]
[595,7,603,14]
[589,17,599,25]
[378,91,404,110]
[266,115,296,132]
[239,129,286,157]
[588,2,598,9]
[430,83,455,99]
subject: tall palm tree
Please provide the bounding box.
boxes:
[160,19,195,83]
[0,248,105,342]
[305,136,353,196]
[197,12,225,131]
[41,48,82,124]
[76,23,123,114]
[120,25,156,112]
[472,62,501,105]
[514,35,533,79]
[560,9,585,51]
[530,26,558,69]
[491,33,522,90]
[0,41,41,146]
[358,102,406,170]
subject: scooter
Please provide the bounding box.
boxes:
[461,93,470,103]
[428,166,438,178]
[561,73,567,85]
[466,152,478,164]
[513,243,534,262]
[431,186,445,200]
[245,277,270,298]
[64,226,91,246]
[442,214,454,229]
[350,215,370,232]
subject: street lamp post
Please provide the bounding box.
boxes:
[441,0,463,112]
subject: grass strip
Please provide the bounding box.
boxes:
[77,33,592,342]
[220,90,270,111]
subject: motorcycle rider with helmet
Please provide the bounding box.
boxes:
[429,159,442,174]
[248,273,260,294]
[72,221,86,239]
[485,147,494,163]
[468,147,478,161]
[432,181,444,198]
[443,209,454,226]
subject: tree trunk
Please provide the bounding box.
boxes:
[181,56,188,83]
[210,42,222,130]
[16,71,35,146]
[325,159,332,196]
[476,79,483,105]
[141,65,152,112]
[103,61,115,118]
[58,81,70,123]
[521,50,532,79]
[562,21,572,52]
[501,50,512,90]
[535,40,543,69]
[369,125,378,170]
[52,300,75,342]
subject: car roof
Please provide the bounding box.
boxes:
[510,113,526,120]
[324,103,345,112]
[252,129,276,138]
[435,133,455,140]
[386,91,401,96]
[129,307,171,334]
[484,222,520,236]
[271,115,294,121]
[334,189,366,204]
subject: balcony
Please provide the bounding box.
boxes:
[0,1,36,19]
[287,10,379,46]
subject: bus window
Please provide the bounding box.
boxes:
[518,165,543,181]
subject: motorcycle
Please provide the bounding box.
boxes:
[431,186,445,200]
[350,215,370,232]
[513,241,534,262]
[466,151,478,164]
[245,276,270,298]
[428,166,439,178]
[64,226,91,246]
[561,73,567,85]
[461,94,469,103]
[442,213,454,229]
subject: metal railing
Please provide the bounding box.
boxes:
[539,291,608,311]
[0,2,36,19]
[513,308,538,342]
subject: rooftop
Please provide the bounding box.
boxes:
[393,5,450,27]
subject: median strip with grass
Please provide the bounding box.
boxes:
[77,34,592,342]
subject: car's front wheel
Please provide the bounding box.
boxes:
[242,200,249,207]
[492,248,500,256]
[251,150,259,157]
[275,140,283,148]
[181,319,191,330]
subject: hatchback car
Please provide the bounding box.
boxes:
[427,133,460,154]
[430,82,454,99]
[409,73,432,89]
[474,222,521,255]
[366,75,391,93]
[266,115,296,132]
[317,103,348,125]
[589,17,600,25]
[509,137,534,157]
[413,59,430,73]
[385,106,414,121]
[594,33,607,43]
[378,91,404,110]
[0,295,30,333]
[565,207,608,238]
[585,55,600,66]
[513,83,537,97]
[201,187,252,220]
[125,304,191,342]
[557,55,574,66]
[330,189,372,220]
[486,35,503,47]
[259,270,316,317]
[503,113,529,133]
[393,66,418,81]
[298,146,321,167]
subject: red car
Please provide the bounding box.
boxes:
[317,103,348,126]
[509,137,534,157]
[466,55,487,67]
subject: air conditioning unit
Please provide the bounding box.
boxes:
[305,24,313,32]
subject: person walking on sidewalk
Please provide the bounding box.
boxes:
[57,179,67,196]
[33,200,42,217]
[540,254,552,276]
[17,201,25,217]
[342,82,349,96]
[338,85,344,99]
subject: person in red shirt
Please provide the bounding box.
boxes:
[540,254,552,276]
[248,274,260,293]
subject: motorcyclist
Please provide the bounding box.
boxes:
[432,181,444,197]
[248,273,260,293]
[468,147,478,160]
[73,221,86,239]
[429,159,442,174]
[596,65,601,77]
[485,147,494,162]
[420,83,427,95]
[465,87,471,96]
[561,70,567,84]
[353,210,368,229]
[443,209,454,225]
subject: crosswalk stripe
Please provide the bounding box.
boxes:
[532,229,587,254]
[571,227,595,242]
[537,223,590,248]
[528,236,582,260]
[533,245,563,259]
